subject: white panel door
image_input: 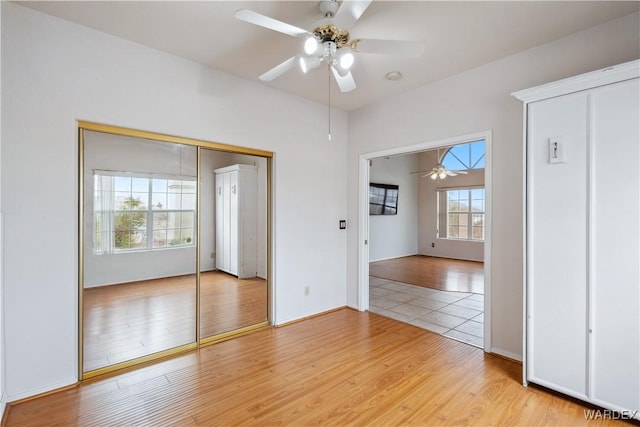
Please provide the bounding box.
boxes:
[590,78,640,411]
[527,92,589,398]
[237,168,257,279]
[215,174,226,271]
[229,171,239,276]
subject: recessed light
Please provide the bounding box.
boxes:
[385,71,403,81]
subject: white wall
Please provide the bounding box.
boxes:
[417,150,484,262]
[368,155,418,261]
[346,12,640,360]
[1,2,347,401]
[0,0,5,417]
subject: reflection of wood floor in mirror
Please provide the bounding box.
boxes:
[200,271,268,338]
[83,272,267,372]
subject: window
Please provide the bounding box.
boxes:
[441,140,485,171]
[369,183,399,215]
[94,172,196,254]
[438,188,485,241]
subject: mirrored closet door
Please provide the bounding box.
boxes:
[81,130,198,374]
[80,124,271,378]
[199,149,269,341]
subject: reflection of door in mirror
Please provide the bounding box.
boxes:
[82,130,197,373]
[199,149,268,339]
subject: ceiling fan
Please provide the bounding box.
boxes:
[235,0,425,93]
[410,147,469,180]
[416,164,468,180]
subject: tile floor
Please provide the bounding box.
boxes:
[369,276,484,348]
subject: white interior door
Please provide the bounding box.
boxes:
[222,173,232,272]
[527,91,589,398]
[229,171,239,276]
[590,78,640,410]
[215,174,225,271]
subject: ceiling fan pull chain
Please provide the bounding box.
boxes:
[328,63,332,141]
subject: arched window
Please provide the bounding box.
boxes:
[436,140,486,241]
[441,140,485,171]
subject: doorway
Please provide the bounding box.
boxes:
[358,131,492,351]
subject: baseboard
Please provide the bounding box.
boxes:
[84,272,197,289]
[417,253,484,263]
[491,347,523,363]
[370,253,484,263]
[369,253,418,263]
[0,391,7,427]
[6,378,77,403]
[275,306,347,327]
[2,381,79,426]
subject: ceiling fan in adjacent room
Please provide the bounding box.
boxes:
[418,164,468,180]
[235,0,425,93]
[411,148,469,180]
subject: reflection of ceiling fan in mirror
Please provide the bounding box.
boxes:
[235,0,425,93]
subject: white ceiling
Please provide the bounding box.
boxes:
[18,1,639,111]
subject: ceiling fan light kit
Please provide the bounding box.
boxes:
[303,36,320,55]
[423,164,468,180]
[234,0,425,93]
[299,54,322,74]
[336,48,354,71]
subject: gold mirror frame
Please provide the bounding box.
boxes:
[78,121,273,380]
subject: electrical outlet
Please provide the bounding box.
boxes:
[304,286,310,296]
[431,242,435,248]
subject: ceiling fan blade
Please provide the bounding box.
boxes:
[354,38,425,58]
[451,170,468,175]
[331,66,357,93]
[259,56,298,81]
[235,9,309,37]
[333,0,373,29]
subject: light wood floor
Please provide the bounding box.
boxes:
[83,271,267,372]
[200,271,268,338]
[7,309,623,426]
[370,255,484,294]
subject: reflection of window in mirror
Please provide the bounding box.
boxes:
[93,173,196,254]
[83,131,198,288]
[82,130,198,374]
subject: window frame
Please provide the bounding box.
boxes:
[437,186,485,242]
[441,140,486,171]
[93,171,197,255]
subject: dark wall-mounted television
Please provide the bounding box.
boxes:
[369,183,399,215]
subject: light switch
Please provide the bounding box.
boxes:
[549,137,566,164]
